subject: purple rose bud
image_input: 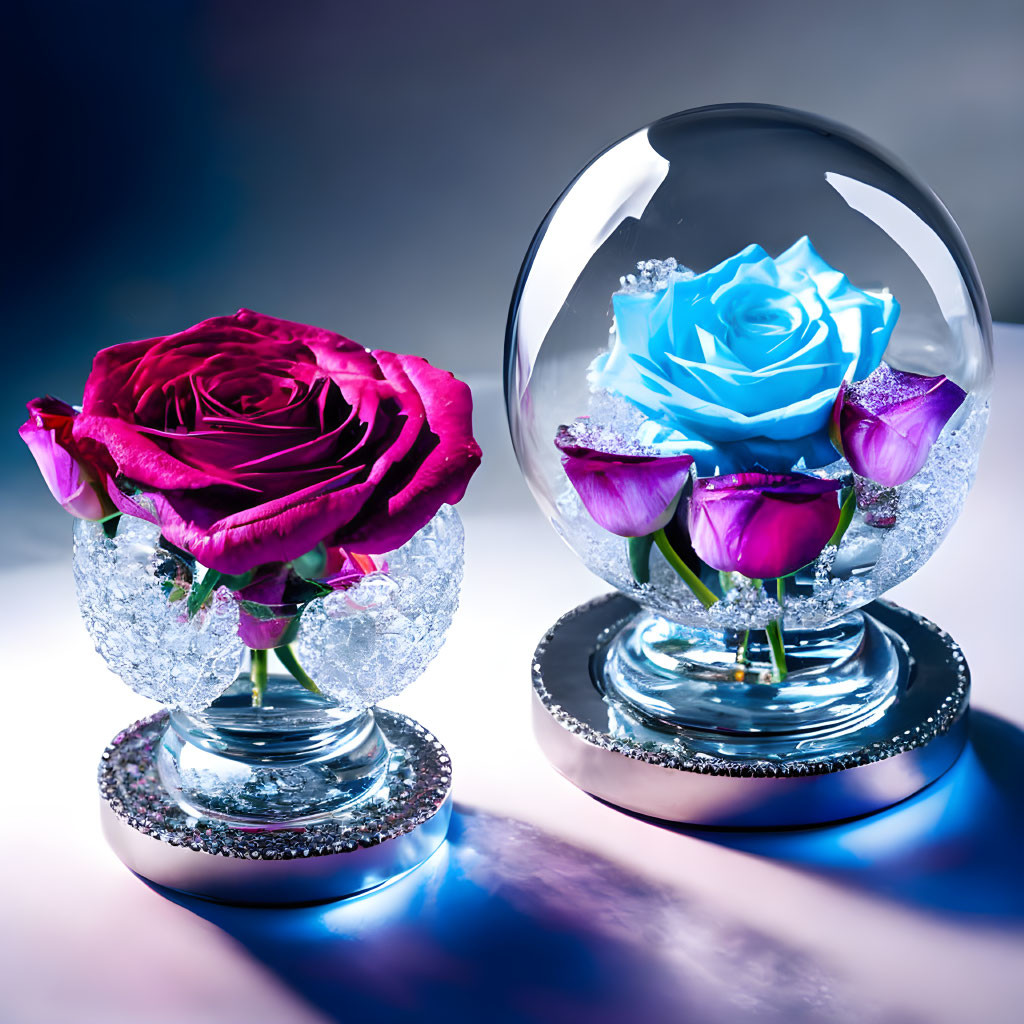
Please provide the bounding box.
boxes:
[555,428,695,537]
[234,565,300,649]
[19,397,116,520]
[830,364,967,487]
[688,472,843,579]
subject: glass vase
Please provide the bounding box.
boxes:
[74,506,463,827]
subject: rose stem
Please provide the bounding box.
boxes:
[250,648,268,708]
[653,529,718,609]
[766,577,788,683]
[718,573,750,667]
[274,644,322,695]
[736,630,750,666]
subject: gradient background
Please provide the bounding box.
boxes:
[4,8,1024,1020]
[4,0,1022,555]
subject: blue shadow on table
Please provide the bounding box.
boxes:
[154,810,696,1024]
[676,709,1024,926]
[154,807,861,1024]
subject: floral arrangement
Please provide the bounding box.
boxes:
[21,309,481,703]
[556,239,966,680]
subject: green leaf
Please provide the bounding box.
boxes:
[237,599,277,621]
[274,643,322,694]
[218,570,256,591]
[291,543,328,581]
[627,534,655,585]
[187,567,224,618]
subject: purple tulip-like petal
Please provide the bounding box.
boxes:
[830,364,967,487]
[555,428,695,537]
[19,397,116,520]
[688,472,842,579]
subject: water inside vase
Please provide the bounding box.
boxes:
[596,608,910,750]
[157,675,389,826]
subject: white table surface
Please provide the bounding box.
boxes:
[2,325,1022,1024]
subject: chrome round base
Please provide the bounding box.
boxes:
[532,595,969,827]
[98,709,452,905]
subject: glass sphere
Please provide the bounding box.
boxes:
[505,104,992,630]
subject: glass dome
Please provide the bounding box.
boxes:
[505,104,992,634]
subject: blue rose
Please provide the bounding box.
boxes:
[591,237,899,473]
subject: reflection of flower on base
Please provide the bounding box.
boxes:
[592,238,899,475]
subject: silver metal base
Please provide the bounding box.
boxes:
[533,595,969,827]
[98,709,452,905]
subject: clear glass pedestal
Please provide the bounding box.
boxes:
[598,610,908,758]
[157,675,390,826]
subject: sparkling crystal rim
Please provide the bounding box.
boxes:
[532,595,969,779]
[98,709,452,860]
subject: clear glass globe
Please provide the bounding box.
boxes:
[505,104,992,635]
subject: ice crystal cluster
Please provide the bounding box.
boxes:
[297,505,464,711]
[73,515,246,710]
[74,506,464,712]
[617,257,694,294]
[555,394,988,630]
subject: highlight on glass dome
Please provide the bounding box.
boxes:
[507,104,992,826]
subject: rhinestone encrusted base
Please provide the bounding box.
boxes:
[531,595,971,827]
[99,709,451,862]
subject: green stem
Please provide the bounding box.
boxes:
[736,630,750,666]
[767,577,787,682]
[828,487,856,548]
[765,619,787,683]
[627,534,655,585]
[274,644,322,694]
[653,529,718,609]
[250,648,268,708]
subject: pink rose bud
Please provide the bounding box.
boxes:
[830,364,967,487]
[19,397,115,520]
[689,472,843,580]
[555,427,695,537]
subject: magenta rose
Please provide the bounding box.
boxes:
[71,309,482,573]
[688,472,842,579]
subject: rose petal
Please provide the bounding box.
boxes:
[833,365,967,486]
[688,472,842,579]
[72,310,481,570]
[555,429,694,537]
